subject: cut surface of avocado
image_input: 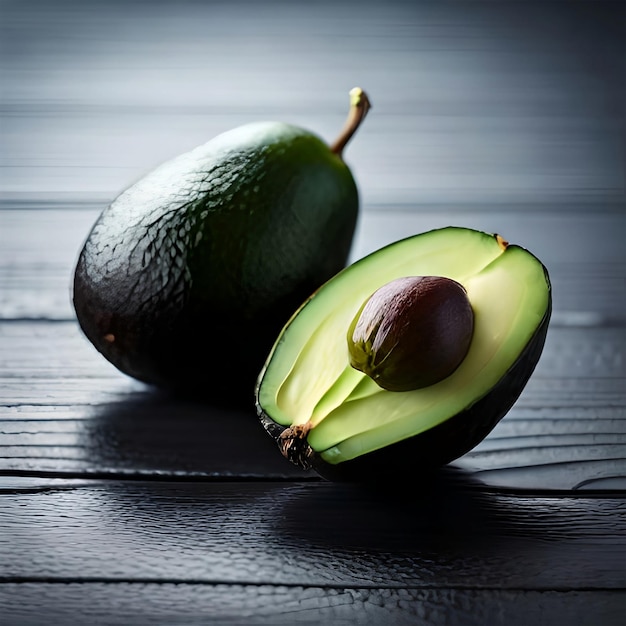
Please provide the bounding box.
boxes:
[256,227,551,466]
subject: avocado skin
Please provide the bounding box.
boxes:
[257,286,551,482]
[73,122,358,399]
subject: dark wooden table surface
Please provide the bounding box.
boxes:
[1,1,625,624]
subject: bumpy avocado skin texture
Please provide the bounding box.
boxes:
[73,122,358,398]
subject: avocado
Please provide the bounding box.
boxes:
[255,227,552,481]
[72,88,371,398]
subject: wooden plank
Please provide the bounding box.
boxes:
[2,208,625,322]
[1,201,623,490]
[0,480,624,589]
[0,208,98,321]
[0,318,623,488]
[0,323,313,479]
[2,319,624,385]
[0,583,623,626]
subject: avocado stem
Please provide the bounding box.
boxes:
[496,234,509,251]
[278,421,314,470]
[330,87,372,159]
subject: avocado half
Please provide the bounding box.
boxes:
[255,227,552,481]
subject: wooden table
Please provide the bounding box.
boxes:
[1,1,624,624]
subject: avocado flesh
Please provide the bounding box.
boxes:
[256,227,551,466]
[73,122,358,395]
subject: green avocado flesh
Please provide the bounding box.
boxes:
[256,227,550,466]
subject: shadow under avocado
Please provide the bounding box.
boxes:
[82,386,313,478]
[267,467,552,553]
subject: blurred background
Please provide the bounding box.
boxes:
[2,0,623,204]
[1,0,624,322]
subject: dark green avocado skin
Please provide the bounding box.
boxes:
[258,288,551,482]
[73,122,358,400]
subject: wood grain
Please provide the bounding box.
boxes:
[0,316,623,488]
[0,583,622,626]
[1,480,624,588]
[1,1,624,623]
[2,207,625,322]
[1,206,623,489]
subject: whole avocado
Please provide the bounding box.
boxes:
[73,88,371,400]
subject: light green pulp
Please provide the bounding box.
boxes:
[257,227,550,464]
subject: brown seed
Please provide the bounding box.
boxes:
[347,276,474,391]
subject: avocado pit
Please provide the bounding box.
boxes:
[347,275,474,391]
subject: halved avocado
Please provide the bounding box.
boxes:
[255,227,552,481]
